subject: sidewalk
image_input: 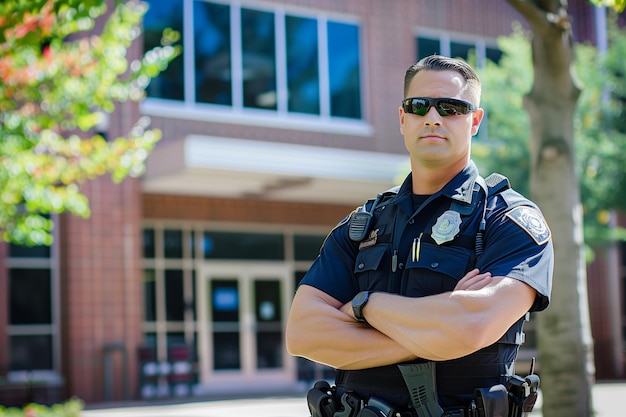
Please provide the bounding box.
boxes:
[82,382,624,417]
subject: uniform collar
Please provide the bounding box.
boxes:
[395,161,481,216]
[443,161,480,204]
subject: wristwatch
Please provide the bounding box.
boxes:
[352,291,371,323]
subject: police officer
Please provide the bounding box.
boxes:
[285,55,553,416]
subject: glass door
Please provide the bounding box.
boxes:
[210,279,241,371]
[197,262,293,391]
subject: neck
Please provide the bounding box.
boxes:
[410,160,467,194]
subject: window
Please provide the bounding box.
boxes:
[165,269,186,321]
[294,234,325,261]
[202,231,284,260]
[143,228,156,259]
[450,41,474,61]
[286,16,319,114]
[164,229,184,259]
[241,8,277,110]
[416,34,502,66]
[144,0,363,121]
[144,269,157,322]
[417,37,440,59]
[10,269,51,325]
[143,0,184,100]
[194,1,231,105]
[485,47,503,64]
[7,243,57,372]
[327,21,362,119]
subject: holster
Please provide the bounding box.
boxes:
[505,374,540,417]
[473,373,540,417]
[307,380,395,417]
[474,384,508,417]
[307,381,337,417]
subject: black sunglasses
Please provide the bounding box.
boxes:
[401,97,477,117]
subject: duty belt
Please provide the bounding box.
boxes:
[308,362,540,417]
[335,366,407,391]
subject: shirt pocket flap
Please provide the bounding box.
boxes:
[408,242,471,279]
[354,244,388,274]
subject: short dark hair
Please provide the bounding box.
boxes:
[403,55,481,104]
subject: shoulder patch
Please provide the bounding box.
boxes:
[505,206,551,245]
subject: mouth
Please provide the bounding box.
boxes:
[419,134,447,141]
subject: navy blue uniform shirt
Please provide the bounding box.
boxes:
[299,161,553,409]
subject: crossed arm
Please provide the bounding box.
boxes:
[285,269,536,370]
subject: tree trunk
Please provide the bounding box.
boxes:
[506,1,595,416]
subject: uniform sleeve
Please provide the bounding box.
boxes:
[476,196,554,312]
[298,221,361,304]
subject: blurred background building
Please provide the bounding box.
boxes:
[0,0,622,405]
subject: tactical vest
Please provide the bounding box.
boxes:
[339,173,530,409]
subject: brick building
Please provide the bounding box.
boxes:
[1,0,622,405]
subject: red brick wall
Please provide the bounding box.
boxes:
[60,176,143,403]
[143,194,355,226]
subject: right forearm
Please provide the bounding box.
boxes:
[285,287,415,369]
[287,317,416,370]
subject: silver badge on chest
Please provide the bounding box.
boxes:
[431,210,462,245]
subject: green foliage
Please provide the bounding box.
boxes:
[574,17,626,245]
[475,19,626,248]
[589,0,626,12]
[0,0,181,245]
[0,397,83,417]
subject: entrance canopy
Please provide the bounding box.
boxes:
[143,135,408,206]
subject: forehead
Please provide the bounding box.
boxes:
[406,69,468,99]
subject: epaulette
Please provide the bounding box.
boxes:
[484,173,510,196]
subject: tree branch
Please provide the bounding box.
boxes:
[506,0,547,28]
[507,0,569,34]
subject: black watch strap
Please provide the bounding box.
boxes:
[352,291,370,323]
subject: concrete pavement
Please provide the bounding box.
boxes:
[82,382,624,417]
[84,395,309,417]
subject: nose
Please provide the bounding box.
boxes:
[423,106,442,126]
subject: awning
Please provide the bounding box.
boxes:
[142,135,408,206]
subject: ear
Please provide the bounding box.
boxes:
[399,106,405,135]
[471,108,485,136]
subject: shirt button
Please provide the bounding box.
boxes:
[409,219,415,224]
[398,263,404,269]
[431,262,439,268]
[358,263,365,269]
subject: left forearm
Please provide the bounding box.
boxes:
[360,277,535,360]
[363,292,480,360]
